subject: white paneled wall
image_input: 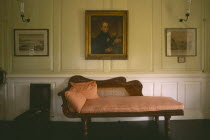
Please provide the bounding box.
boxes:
[184,82,201,110]
[207,81,210,113]
[142,82,154,96]
[160,83,178,100]
[14,83,30,117]
[1,74,210,121]
[0,84,6,120]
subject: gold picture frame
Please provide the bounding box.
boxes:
[166,28,196,56]
[85,10,128,60]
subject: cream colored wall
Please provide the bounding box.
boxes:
[161,0,203,72]
[0,0,6,69]
[5,0,53,73]
[204,0,210,73]
[2,0,209,74]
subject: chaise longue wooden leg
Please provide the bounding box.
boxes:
[82,117,89,136]
[154,116,159,127]
[164,115,171,136]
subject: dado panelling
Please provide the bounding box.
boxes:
[141,82,154,96]
[5,78,57,120]
[2,75,210,121]
[14,83,30,117]
[184,82,201,110]
[160,83,178,100]
[207,81,210,111]
[0,84,7,120]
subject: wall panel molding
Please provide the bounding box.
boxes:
[3,0,207,74]
[142,82,154,96]
[53,0,62,72]
[60,0,104,72]
[111,0,153,72]
[207,81,210,111]
[160,82,178,100]
[184,82,201,110]
[14,82,30,117]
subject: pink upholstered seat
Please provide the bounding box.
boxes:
[81,96,184,113]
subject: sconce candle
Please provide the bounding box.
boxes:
[17,0,30,23]
[186,0,192,14]
[179,0,192,22]
[20,2,24,15]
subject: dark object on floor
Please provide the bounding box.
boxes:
[14,84,51,140]
[58,75,184,136]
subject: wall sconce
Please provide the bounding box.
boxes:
[17,0,30,23]
[179,0,192,22]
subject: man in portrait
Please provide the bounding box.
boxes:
[91,21,122,54]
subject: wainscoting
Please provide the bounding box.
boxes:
[1,74,210,121]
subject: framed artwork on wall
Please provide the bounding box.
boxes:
[85,10,128,60]
[166,28,196,56]
[14,29,49,56]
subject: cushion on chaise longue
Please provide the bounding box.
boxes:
[58,75,184,136]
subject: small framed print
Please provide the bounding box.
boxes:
[14,29,49,56]
[166,28,196,56]
[85,10,128,60]
[178,56,185,63]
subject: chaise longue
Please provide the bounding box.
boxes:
[58,75,184,136]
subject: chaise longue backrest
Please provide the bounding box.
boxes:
[58,75,143,117]
[66,75,142,96]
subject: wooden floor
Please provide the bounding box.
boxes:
[0,120,210,140]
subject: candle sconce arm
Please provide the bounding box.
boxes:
[20,14,30,23]
[179,13,190,22]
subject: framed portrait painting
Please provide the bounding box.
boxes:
[166,28,196,56]
[14,29,49,56]
[85,10,128,60]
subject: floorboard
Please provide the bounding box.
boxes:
[0,120,210,140]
